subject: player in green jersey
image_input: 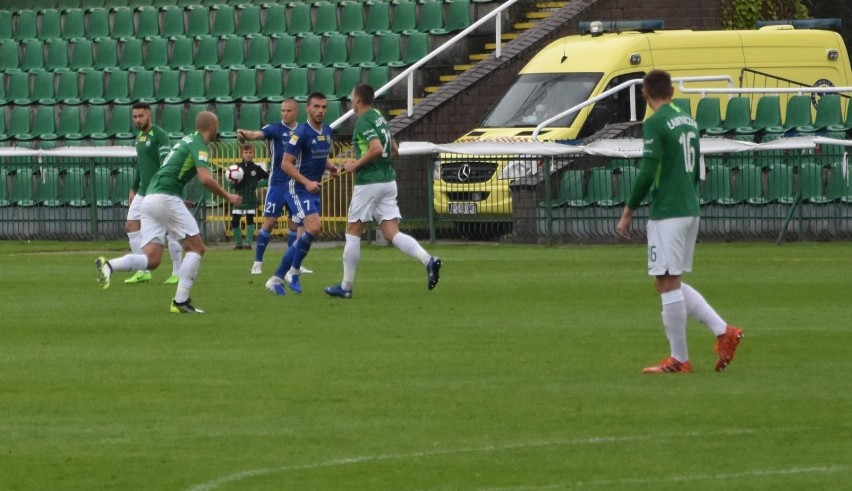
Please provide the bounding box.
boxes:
[124,102,184,286]
[617,70,742,374]
[324,84,441,299]
[96,112,243,314]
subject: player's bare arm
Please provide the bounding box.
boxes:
[616,206,633,240]
[343,138,384,173]
[197,167,243,206]
[282,153,320,194]
[237,129,264,141]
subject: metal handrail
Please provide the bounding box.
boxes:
[330,0,522,129]
[531,75,735,141]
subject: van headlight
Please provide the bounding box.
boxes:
[499,159,539,180]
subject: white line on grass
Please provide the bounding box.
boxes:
[184,427,817,491]
[477,465,849,490]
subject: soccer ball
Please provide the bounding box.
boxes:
[226,165,244,185]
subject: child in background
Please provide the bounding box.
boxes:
[229,144,269,250]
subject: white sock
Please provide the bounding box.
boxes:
[168,239,183,276]
[108,253,149,272]
[391,232,430,265]
[661,289,688,363]
[174,252,201,303]
[127,231,149,274]
[341,233,361,291]
[682,282,727,336]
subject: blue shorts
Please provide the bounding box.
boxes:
[284,188,321,225]
[262,186,292,218]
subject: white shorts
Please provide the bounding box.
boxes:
[347,181,402,224]
[231,208,257,216]
[140,194,200,247]
[126,193,144,221]
[646,216,699,276]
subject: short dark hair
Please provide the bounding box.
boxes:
[242,143,254,151]
[353,84,375,105]
[132,102,151,111]
[307,92,327,105]
[642,69,673,100]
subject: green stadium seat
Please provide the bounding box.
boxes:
[798,162,829,204]
[751,96,781,133]
[236,5,262,37]
[695,97,722,133]
[340,1,366,34]
[169,36,195,70]
[826,163,850,202]
[111,8,135,38]
[314,1,339,35]
[82,70,108,106]
[63,166,90,207]
[233,67,259,102]
[418,0,448,35]
[56,71,82,104]
[264,101,280,125]
[211,4,236,37]
[9,106,34,141]
[58,0,79,9]
[31,70,58,105]
[245,34,272,68]
[375,32,404,67]
[323,33,350,68]
[349,32,376,67]
[119,37,144,70]
[57,105,83,139]
[33,106,58,140]
[144,37,170,70]
[365,1,391,34]
[161,6,186,38]
[103,69,131,104]
[62,9,86,40]
[734,163,764,204]
[311,67,337,100]
[6,72,32,105]
[403,31,429,65]
[366,65,390,91]
[699,164,733,205]
[100,0,123,8]
[44,38,70,72]
[706,97,752,136]
[196,36,219,69]
[186,6,210,38]
[221,36,246,68]
[40,9,63,40]
[271,35,297,67]
[186,103,208,132]
[765,163,795,204]
[81,104,109,139]
[129,68,156,103]
[325,98,341,122]
[391,0,416,34]
[262,4,286,37]
[159,103,185,138]
[283,67,308,100]
[21,39,46,72]
[237,103,263,131]
[69,38,95,71]
[107,104,134,139]
[0,39,19,73]
[553,170,585,207]
[0,79,6,108]
[0,168,8,206]
[287,3,312,36]
[798,94,842,133]
[86,8,111,39]
[671,97,692,116]
[183,68,207,102]
[36,167,63,206]
[14,11,39,41]
[114,165,135,205]
[258,67,285,102]
[827,97,852,133]
[336,65,362,100]
[8,167,37,207]
[135,7,160,38]
[0,11,11,40]
[766,95,812,134]
[296,34,323,68]
[92,166,113,206]
[94,38,119,70]
[217,103,237,138]
[205,68,233,103]
[445,0,471,32]
[156,68,183,103]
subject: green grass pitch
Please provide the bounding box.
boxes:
[1,239,851,490]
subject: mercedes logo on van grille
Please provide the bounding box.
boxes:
[457,164,471,182]
[442,162,498,183]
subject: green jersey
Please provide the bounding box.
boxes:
[147,133,211,197]
[352,108,396,185]
[133,125,170,197]
[230,160,269,210]
[628,102,701,219]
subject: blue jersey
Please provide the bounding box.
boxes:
[284,122,333,192]
[261,121,298,188]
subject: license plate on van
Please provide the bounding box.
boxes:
[449,203,477,215]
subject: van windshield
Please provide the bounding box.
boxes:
[480,73,603,128]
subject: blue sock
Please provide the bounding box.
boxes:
[290,231,314,271]
[255,228,271,262]
[275,244,296,278]
[287,230,297,248]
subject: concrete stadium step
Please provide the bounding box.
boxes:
[454,64,475,72]
[513,21,538,30]
[526,11,551,19]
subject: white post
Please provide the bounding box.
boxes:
[495,12,502,59]
[407,72,414,116]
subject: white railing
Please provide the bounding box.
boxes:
[330,0,521,129]
[676,82,852,96]
[531,75,735,141]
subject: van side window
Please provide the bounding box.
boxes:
[578,72,646,138]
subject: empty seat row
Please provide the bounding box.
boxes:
[0,100,346,143]
[2,0,497,10]
[1,65,392,106]
[0,165,133,207]
[545,166,640,208]
[0,32,430,73]
[3,1,471,41]
[700,162,852,206]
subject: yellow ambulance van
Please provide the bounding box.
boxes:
[434,20,852,217]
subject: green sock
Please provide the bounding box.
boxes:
[246,224,256,246]
[234,226,243,246]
